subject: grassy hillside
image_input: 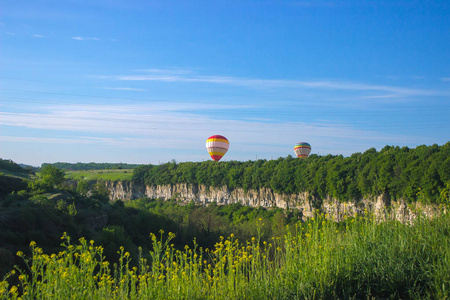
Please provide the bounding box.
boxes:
[0,159,35,180]
[0,159,35,200]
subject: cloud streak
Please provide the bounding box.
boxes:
[105,69,442,98]
[0,103,421,158]
[72,36,100,41]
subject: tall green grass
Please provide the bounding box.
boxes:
[2,212,449,299]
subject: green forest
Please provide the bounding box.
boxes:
[132,143,450,204]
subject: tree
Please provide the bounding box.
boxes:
[76,180,89,196]
[39,165,65,187]
[91,183,110,203]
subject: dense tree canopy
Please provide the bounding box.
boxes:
[133,143,450,204]
[40,165,66,187]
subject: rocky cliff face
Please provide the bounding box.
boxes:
[103,181,146,200]
[102,181,444,223]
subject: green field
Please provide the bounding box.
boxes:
[64,169,134,181]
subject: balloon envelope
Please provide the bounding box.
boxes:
[294,142,311,158]
[206,135,229,161]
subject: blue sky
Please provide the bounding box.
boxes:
[1,0,449,166]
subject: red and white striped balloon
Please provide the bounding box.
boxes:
[206,135,229,161]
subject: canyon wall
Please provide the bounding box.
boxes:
[102,181,444,223]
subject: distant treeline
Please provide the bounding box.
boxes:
[43,162,143,171]
[133,143,450,204]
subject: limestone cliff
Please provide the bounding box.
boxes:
[101,181,444,223]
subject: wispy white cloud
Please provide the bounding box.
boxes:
[105,69,441,98]
[0,136,98,145]
[72,36,100,41]
[0,103,420,157]
[361,94,398,99]
[440,77,450,82]
[44,102,252,113]
[32,34,44,38]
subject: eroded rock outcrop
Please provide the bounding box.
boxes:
[103,181,146,200]
[101,181,443,223]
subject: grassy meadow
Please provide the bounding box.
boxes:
[1,211,449,300]
[64,169,134,182]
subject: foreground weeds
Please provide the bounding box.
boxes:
[1,213,449,299]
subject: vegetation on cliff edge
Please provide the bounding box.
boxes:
[133,143,450,204]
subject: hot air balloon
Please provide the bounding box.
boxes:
[294,142,311,158]
[206,135,229,161]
